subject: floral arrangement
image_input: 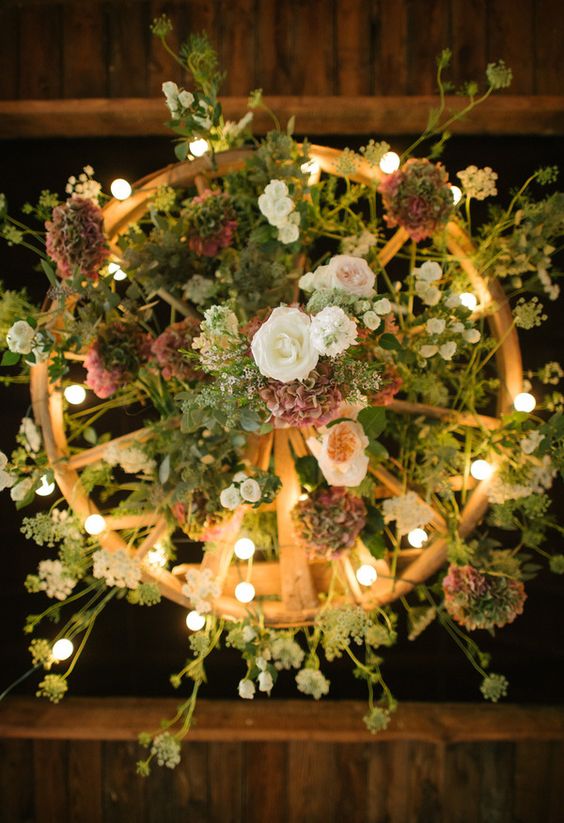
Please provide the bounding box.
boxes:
[1,23,563,775]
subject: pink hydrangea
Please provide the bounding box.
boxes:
[379,158,453,242]
[184,189,237,257]
[259,364,342,427]
[371,365,403,406]
[151,317,203,382]
[292,486,367,560]
[84,322,152,399]
[442,564,526,631]
[45,196,109,280]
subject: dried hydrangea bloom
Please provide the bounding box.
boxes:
[442,564,526,631]
[45,196,109,280]
[151,317,203,382]
[379,158,453,242]
[184,189,237,257]
[292,486,367,559]
[259,363,342,427]
[84,321,152,398]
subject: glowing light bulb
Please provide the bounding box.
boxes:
[514,392,536,413]
[189,138,209,157]
[186,610,206,631]
[356,564,377,586]
[379,151,400,174]
[107,262,127,281]
[110,178,132,200]
[470,459,494,481]
[450,185,463,205]
[459,292,478,311]
[235,581,255,603]
[234,537,255,560]
[407,528,428,549]
[52,638,74,661]
[36,475,55,496]
[146,543,167,568]
[298,493,308,501]
[84,513,106,535]
[64,384,86,405]
[301,159,320,176]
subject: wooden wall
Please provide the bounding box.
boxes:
[0,0,563,136]
[1,698,563,822]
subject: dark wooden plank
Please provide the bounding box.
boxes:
[19,4,62,99]
[33,739,69,823]
[220,0,257,96]
[208,741,243,823]
[102,741,147,822]
[171,741,209,822]
[450,0,487,88]
[244,742,288,823]
[0,739,35,823]
[478,742,515,823]
[256,0,294,94]
[487,0,534,94]
[372,0,408,94]
[107,0,150,97]
[335,0,372,95]
[287,741,338,821]
[335,743,369,822]
[513,741,564,823]
[442,741,482,823]
[62,3,107,97]
[292,0,335,95]
[67,741,103,823]
[0,6,19,99]
[407,0,452,94]
[533,0,564,94]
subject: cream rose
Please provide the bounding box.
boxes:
[307,420,369,487]
[251,307,318,383]
[300,255,375,297]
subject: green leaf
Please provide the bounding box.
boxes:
[379,333,402,351]
[362,531,386,559]
[286,115,295,135]
[1,350,20,366]
[239,407,261,432]
[357,406,386,441]
[26,315,37,329]
[40,259,58,288]
[159,455,171,485]
[83,427,97,445]
[174,142,189,162]
[294,455,321,491]
[367,440,389,460]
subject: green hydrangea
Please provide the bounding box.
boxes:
[318,607,370,660]
[37,674,68,703]
[29,638,53,670]
[363,707,391,734]
[480,673,508,702]
[486,60,513,90]
[127,582,161,606]
[549,554,564,574]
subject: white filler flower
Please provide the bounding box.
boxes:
[310,306,357,357]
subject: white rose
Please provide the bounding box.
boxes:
[420,345,438,358]
[240,478,261,503]
[258,180,295,228]
[307,420,369,487]
[238,679,255,699]
[310,306,357,357]
[220,485,242,510]
[277,213,300,244]
[251,307,318,382]
[439,341,457,361]
[6,320,36,354]
[313,255,376,297]
[426,318,446,335]
[363,311,381,331]
[10,477,33,502]
[463,328,481,343]
[414,261,442,282]
[374,298,392,315]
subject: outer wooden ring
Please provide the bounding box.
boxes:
[30,146,523,625]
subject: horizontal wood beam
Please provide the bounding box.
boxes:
[1,698,563,743]
[0,96,563,138]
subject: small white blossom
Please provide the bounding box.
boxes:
[444,293,462,308]
[439,341,457,361]
[92,548,141,589]
[363,311,381,331]
[277,212,300,244]
[240,478,261,503]
[238,679,255,699]
[151,732,181,769]
[340,230,377,257]
[270,636,305,670]
[296,668,330,700]
[450,321,465,333]
[373,298,392,315]
[463,328,481,344]
[242,625,257,643]
[258,180,298,244]
[258,670,274,694]
[37,559,77,600]
[19,417,41,453]
[382,491,432,535]
[415,282,441,306]
[414,261,442,282]
[162,81,194,118]
[6,320,36,354]
[457,165,498,200]
[310,306,357,357]
[10,477,33,502]
[426,318,446,335]
[520,431,544,455]
[104,442,155,475]
[220,485,242,510]
[182,568,221,613]
[420,345,438,358]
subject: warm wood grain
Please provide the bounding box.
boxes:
[19,4,62,99]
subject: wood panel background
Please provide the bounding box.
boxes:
[0,0,563,136]
[1,699,563,823]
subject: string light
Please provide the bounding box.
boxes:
[450,185,463,205]
[146,543,167,568]
[64,384,86,405]
[189,139,209,157]
[459,292,478,311]
[35,475,55,496]
[407,528,428,548]
[355,564,377,586]
[107,262,127,281]
[300,159,321,184]
[110,178,132,200]
[379,151,400,174]
[234,537,255,560]
[84,514,106,535]
[235,581,255,603]
[514,392,536,413]
[52,638,74,661]
[186,611,206,631]
[470,459,494,481]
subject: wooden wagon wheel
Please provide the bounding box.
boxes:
[30,146,523,627]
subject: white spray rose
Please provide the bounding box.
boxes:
[426,318,446,335]
[307,420,369,487]
[300,255,375,297]
[439,341,457,361]
[251,307,318,382]
[463,328,481,343]
[310,306,357,357]
[6,320,36,355]
[220,485,242,510]
[240,478,261,503]
[258,180,294,227]
[420,345,438,358]
[373,297,392,315]
[363,311,381,331]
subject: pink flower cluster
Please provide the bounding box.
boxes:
[151,317,203,382]
[292,486,367,560]
[260,364,342,427]
[379,158,453,242]
[84,322,151,398]
[45,196,109,280]
[442,564,526,631]
[185,189,237,257]
[371,365,403,406]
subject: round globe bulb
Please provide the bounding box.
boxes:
[64,384,86,405]
[300,159,320,176]
[459,292,478,311]
[52,638,74,661]
[234,537,255,560]
[514,392,536,413]
[84,513,106,535]
[146,543,167,568]
[355,564,377,586]
[407,528,428,548]
[186,611,206,631]
[36,475,55,497]
[379,151,400,174]
[235,581,255,603]
[110,178,132,200]
[189,138,209,157]
[450,185,463,205]
[470,459,494,481]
